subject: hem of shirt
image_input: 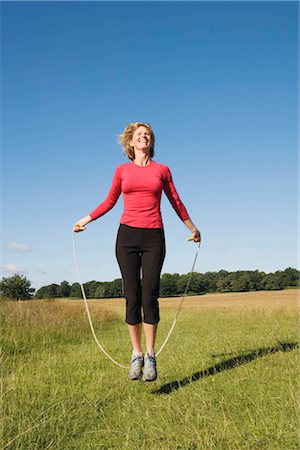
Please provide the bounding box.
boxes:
[119,221,164,230]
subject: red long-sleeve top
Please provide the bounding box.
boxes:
[89,160,190,229]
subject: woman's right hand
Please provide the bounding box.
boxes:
[73,215,92,232]
[187,228,201,243]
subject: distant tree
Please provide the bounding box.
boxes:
[177,272,205,294]
[176,274,189,294]
[260,272,284,290]
[231,273,253,292]
[35,286,50,299]
[0,274,35,300]
[216,270,266,293]
[218,270,229,277]
[84,281,101,299]
[216,273,231,292]
[201,271,218,292]
[160,273,180,297]
[30,267,300,301]
[35,283,59,299]
[57,281,71,298]
[227,272,241,290]
[94,279,122,298]
[95,283,110,299]
[249,270,264,290]
[281,267,299,288]
[109,279,123,297]
[69,283,82,298]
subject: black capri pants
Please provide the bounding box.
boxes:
[115,224,166,325]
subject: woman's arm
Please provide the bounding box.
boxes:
[184,218,201,243]
[73,166,122,233]
[89,166,122,221]
[163,167,201,243]
[162,167,190,221]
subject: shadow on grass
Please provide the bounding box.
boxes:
[153,342,299,395]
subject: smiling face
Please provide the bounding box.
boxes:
[130,126,152,153]
[118,122,155,160]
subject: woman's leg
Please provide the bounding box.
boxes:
[143,323,157,356]
[116,225,143,326]
[127,323,143,354]
[116,225,143,355]
[141,228,166,354]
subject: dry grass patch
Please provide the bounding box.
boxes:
[159,289,299,312]
[1,299,118,329]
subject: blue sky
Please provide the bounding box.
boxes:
[1,1,298,289]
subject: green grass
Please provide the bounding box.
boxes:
[1,290,299,449]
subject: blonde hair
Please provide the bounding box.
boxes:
[118,122,155,161]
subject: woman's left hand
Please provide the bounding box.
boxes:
[73,215,92,232]
[187,229,201,243]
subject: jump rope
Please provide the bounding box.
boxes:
[72,227,201,369]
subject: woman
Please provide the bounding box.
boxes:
[73,122,201,382]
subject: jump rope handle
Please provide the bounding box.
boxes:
[76,226,86,232]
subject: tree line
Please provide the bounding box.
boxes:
[0,267,298,300]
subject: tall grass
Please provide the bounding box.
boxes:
[1,290,299,449]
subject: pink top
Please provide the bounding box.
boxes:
[89,160,190,228]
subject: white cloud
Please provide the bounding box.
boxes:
[7,242,32,252]
[0,264,28,275]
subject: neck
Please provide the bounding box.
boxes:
[133,150,151,166]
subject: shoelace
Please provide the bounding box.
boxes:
[145,355,156,366]
[132,356,143,365]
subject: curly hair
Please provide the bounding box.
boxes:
[118,122,155,161]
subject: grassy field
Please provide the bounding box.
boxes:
[1,289,299,449]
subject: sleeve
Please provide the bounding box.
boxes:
[89,166,122,220]
[162,166,190,222]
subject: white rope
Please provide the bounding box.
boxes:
[155,241,200,356]
[72,230,200,369]
[72,231,129,368]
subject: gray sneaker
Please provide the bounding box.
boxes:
[128,354,144,380]
[143,353,157,382]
